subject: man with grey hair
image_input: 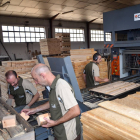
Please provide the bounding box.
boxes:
[22,64,81,140]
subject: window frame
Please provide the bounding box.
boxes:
[1,25,46,43]
[55,27,85,42]
[90,29,111,42]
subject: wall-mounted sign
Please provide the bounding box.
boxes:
[134,13,140,21]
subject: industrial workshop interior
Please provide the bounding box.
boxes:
[1,0,140,140]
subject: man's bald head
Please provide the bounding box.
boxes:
[31,64,50,76]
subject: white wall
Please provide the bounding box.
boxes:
[0,15,104,60]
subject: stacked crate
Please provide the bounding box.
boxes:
[0,60,46,101]
[98,59,108,82]
[72,61,89,89]
[55,33,71,54]
[40,38,61,55]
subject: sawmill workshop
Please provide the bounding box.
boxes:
[1,0,140,140]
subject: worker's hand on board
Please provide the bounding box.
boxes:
[104,78,109,82]
[42,117,56,128]
[21,108,37,115]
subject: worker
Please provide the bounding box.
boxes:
[22,64,81,140]
[83,53,109,88]
[5,70,40,109]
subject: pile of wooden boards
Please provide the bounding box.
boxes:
[90,81,140,96]
[0,60,37,101]
[55,33,71,54]
[98,59,108,80]
[71,48,108,89]
[40,38,61,55]
[19,73,45,101]
[81,92,140,140]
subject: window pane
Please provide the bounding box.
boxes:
[31,33,35,37]
[9,38,15,42]
[14,26,19,31]
[59,28,62,32]
[26,38,31,42]
[20,27,24,31]
[70,29,73,33]
[21,38,25,42]
[25,27,30,31]
[15,32,20,37]
[9,32,14,37]
[36,38,40,42]
[31,38,35,42]
[2,26,8,31]
[35,27,39,32]
[36,33,40,37]
[40,28,44,32]
[30,27,34,32]
[3,38,9,42]
[74,38,77,41]
[70,34,74,37]
[26,32,30,37]
[8,26,13,31]
[3,32,8,36]
[74,34,76,37]
[63,29,66,33]
[70,38,73,41]
[40,33,45,38]
[20,32,25,37]
[81,38,84,41]
[66,29,69,33]
[15,38,20,42]
[73,29,76,33]
[55,28,59,32]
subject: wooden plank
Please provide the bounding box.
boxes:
[99,101,140,123]
[20,112,30,121]
[2,115,16,128]
[81,118,129,140]
[37,113,50,126]
[81,112,138,140]
[88,108,140,138]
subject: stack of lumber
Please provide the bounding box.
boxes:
[0,60,37,101]
[19,73,45,101]
[81,94,140,140]
[98,58,108,82]
[55,33,71,54]
[90,81,140,96]
[40,38,61,55]
[72,61,89,89]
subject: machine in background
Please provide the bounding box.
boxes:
[104,4,140,80]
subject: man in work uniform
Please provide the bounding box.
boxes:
[5,70,40,108]
[83,53,109,88]
[22,64,81,140]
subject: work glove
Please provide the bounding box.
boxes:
[23,105,30,109]
[6,99,13,106]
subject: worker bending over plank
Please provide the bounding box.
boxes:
[5,70,39,109]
